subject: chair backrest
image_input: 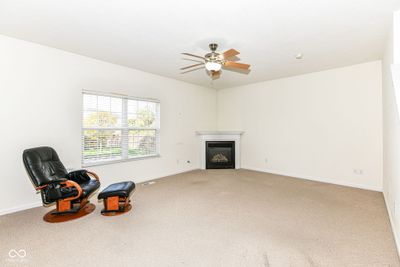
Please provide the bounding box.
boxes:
[23,146,68,187]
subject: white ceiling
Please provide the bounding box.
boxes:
[0,0,399,89]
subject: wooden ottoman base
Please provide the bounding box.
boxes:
[101,196,132,216]
[98,181,136,216]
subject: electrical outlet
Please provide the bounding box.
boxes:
[186,160,191,164]
[265,157,268,164]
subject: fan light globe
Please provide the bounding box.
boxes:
[205,61,222,72]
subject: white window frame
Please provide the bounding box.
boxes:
[82,90,160,167]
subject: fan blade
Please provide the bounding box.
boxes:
[181,66,205,74]
[224,61,250,69]
[180,63,204,70]
[182,53,205,59]
[222,49,240,59]
[182,58,203,63]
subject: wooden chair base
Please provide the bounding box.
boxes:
[101,203,132,216]
[43,203,96,223]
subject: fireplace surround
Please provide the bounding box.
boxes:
[196,131,244,170]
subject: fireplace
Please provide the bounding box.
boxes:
[206,141,235,169]
[196,131,243,169]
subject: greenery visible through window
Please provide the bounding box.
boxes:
[82,91,160,166]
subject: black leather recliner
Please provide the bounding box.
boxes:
[23,146,100,222]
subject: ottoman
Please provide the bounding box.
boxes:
[98,181,135,216]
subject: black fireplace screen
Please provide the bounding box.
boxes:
[206,141,235,169]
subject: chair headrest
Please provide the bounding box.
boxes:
[23,146,68,187]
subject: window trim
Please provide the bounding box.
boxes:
[81,90,161,167]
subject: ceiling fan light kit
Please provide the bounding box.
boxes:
[205,61,222,71]
[181,43,250,78]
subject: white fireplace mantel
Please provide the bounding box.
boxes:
[196,131,244,169]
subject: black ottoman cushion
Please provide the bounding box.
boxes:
[98,181,135,199]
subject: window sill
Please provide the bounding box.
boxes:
[82,154,161,168]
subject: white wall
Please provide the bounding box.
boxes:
[0,33,386,216]
[217,61,383,191]
[395,12,400,65]
[0,35,217,214]
[383,10,400,251]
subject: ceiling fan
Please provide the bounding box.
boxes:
[181,43,250,78]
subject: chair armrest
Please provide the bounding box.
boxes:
[35,178,67,190]
[86,171,100,181]
[59,180,83,201]
[35,179,82,202]
[67,169,100,182]
[67,169,88,179]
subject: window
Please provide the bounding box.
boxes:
[82,91,160,166]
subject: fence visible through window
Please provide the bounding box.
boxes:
[82,91,160,166]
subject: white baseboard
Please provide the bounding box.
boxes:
[383,191,400,256]
[243,166,382,192]
[0,201,42,216]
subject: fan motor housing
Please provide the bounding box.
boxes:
[205,55,223,66]
[205,43,223,63]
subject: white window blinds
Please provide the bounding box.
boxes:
[82,91,160,166]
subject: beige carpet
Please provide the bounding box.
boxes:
[0,169,398,267]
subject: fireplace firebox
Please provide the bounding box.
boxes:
[206,141,235,169]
